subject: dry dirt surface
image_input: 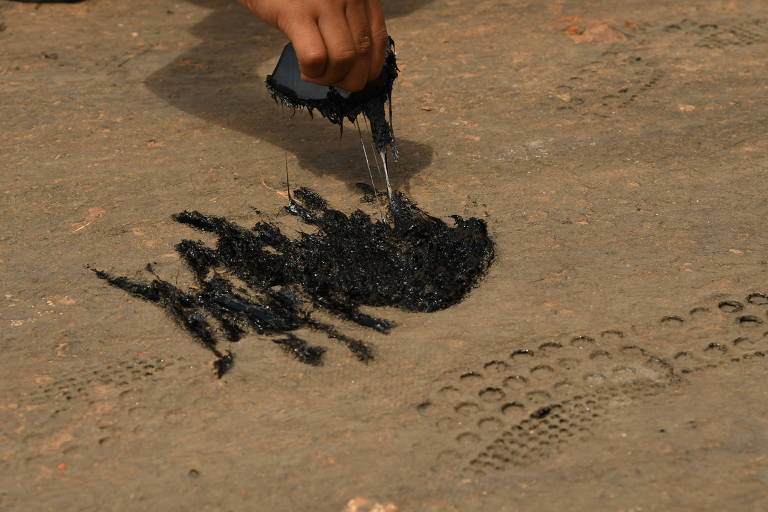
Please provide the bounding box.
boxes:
[3,0,768,510]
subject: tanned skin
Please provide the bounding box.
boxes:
[237,0,388,92]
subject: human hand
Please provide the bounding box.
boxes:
[238,0,388,92]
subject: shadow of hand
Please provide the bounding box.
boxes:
[145,0,435,190]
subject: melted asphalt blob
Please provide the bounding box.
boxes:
[94,188,495,376]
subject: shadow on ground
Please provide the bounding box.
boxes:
[145,0,435,189]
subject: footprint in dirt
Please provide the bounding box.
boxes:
[2,354,192,475]
[549,16,768,118]
[416,291,768,479]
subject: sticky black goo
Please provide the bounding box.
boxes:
[266,38,398,155]
[94,188,494,376]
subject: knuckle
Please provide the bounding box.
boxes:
[275,13,294,33]
[303,50,328,68]
[301,59,327,78]
[333,47,357,66]
[356,32,372,55]
[371,26,388,40]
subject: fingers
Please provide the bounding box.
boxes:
[334,0,372,91]
[365,0,388,81]
[283,20,328,79]
[269,0,389,91]
[315,10,357,86]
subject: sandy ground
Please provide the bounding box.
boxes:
[2,0,768,510]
